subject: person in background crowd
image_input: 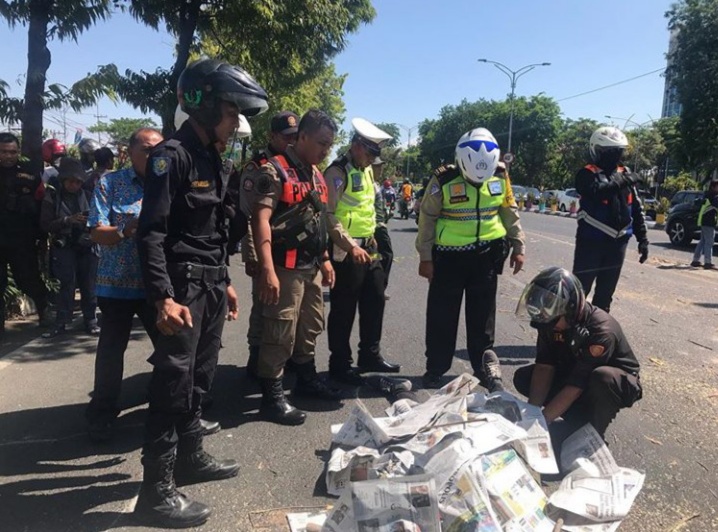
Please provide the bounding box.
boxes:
[573,126,649,313]
[0,132,49,338]
[42,138,66,185]
[78,138,100,174]
[690,177,718,269]
[40,157,99,339]
[84,147,115,196]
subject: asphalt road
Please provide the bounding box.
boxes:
[1,211,716,532]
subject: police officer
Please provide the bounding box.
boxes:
[416,127,525,390]
[244,109,341,425]
[325,118,401,385]
[0,132,49,336]
[134,59,268,528]
[573,126,649,313]
[514,267,642,441]
[240,111,300,379]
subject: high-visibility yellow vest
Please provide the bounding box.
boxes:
[333,158,376,238]
[435,175,507,247]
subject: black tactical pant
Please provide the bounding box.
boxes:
[572,237,628,313]
[513,363,642,438]
[0,240,48,328]
[143,279,227,459]
[328,255,386,372]
[374,225,393,288]
[86,297,158,424]
[425,245,499,377]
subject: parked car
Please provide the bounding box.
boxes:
[637,189,658,220]
[665,190,715,246]
[556,188,580,212]
[526,187,541,202]
[541,189,561,204]
[511,185,527,201]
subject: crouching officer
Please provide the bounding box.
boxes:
[573,126,649,313]
[325,118,401,386]
[514,267,642,441]
[245,109,341,426]
[134,59,268,528]
[416,128,525,390]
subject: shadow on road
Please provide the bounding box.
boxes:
[390,227,418,233]
[693,302,718,309]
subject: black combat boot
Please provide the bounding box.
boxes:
[246,346,259,380]
[133,453,211,528]
[294,362,343,401]
[174,433,240,486]
[260,377,306,425]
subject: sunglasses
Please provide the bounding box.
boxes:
[458,140,499,152]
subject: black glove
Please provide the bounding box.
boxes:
[638,239,649,264]
[615,171,641,189]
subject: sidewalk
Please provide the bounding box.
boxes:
[521,206,664,230]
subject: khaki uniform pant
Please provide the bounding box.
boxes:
[258,266,324,379]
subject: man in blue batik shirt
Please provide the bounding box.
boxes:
[85,127,164,442]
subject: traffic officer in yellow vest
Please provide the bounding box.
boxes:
[246,109,341,426]
[325,118,401,385]
[416,127,526,390]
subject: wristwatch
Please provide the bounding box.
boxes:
[116,223,126,239]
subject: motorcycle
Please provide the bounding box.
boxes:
[384,198,396,222]
[398,197,412,219]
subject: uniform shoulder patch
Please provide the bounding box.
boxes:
[589,344,605,358]
[152,157,170,176]
[257,175,273,194]
[430,182,441,196]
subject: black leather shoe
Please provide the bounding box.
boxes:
[200,419,221,436]
[259,378,307,425]
[422,372,443,389]
[329,367,365,386]
[134,455,211,528]
[357,357,401,374]
[174,450,240,486]
[295,376,343,401]
[42,325,66,339]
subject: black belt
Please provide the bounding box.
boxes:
[167,262,228,283]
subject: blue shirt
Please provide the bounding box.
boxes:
[89,167,146,299]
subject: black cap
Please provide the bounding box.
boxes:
[58,157,86,183]
[271,111,299,135]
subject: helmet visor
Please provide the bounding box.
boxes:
[515,282,569,324]
[457,139,499,153]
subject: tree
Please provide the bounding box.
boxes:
[0,0,110,174]
[667,0,718,171]
[88,117,158,146]
[82,0,375,135]
[547,118,599,188]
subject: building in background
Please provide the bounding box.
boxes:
[661,29,682,118]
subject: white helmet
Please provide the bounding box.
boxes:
[589,126,628,162]
[455,128,500,185]
[174,103,252,138]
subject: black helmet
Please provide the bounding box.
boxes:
[516,267,585,328]
[78,138,100,155]
[177,59,268,124]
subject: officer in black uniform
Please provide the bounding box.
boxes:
[573,126,648,313]
[134,59,268,528]
[514,267,642,441]
[0,132,49,336]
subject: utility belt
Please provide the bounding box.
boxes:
[167,262,228,284]
[433,238,510,273]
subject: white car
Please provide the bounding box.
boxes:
[556,188,581,212]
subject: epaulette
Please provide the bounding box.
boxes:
[434,164,460,186]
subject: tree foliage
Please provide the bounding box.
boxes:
[88,117,158,145]
[0,0,111,174]
[667,0,718,171]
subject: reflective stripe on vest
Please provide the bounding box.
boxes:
[698,198,718,226]
[334,164,376,238]
[579,164,632,239]
[435,175,506,247]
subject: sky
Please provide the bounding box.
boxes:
[0,0,676,147]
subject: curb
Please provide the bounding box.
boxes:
[519,207,665,231]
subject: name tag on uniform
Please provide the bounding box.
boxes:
[191,180,211,189]
[351,173,364,192]
[449,182,468,204]
[488,180,503,196]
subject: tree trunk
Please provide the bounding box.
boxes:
[21,0,51,177]
[161,0,201,137]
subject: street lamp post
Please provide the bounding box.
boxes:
[397,123,418,179]
[477,59,551,158]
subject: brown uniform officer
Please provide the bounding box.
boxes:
[245,109,341,426]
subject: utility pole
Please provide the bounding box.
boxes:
[396,123,418,180]
[94,103,107,144]
[61,106,68,144]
